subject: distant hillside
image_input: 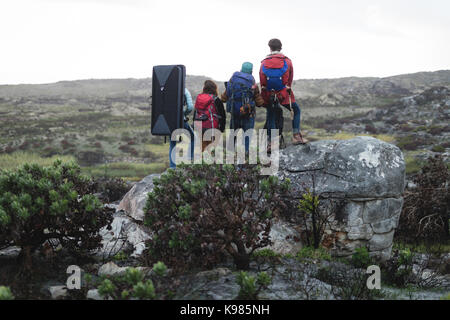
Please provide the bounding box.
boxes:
[291,70,450,108]
[1,71,449,103]
[0,76,212,99]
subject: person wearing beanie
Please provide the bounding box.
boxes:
[259,38,308,149]
[241,62,253,74]
[221,62,264,154]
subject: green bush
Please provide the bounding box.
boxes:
[0,286,14,300]
[92,176,130,203]
[297,190,332,249]
[441,293,450,300]
[0,160,113,270]
[95,264,168,300]
[296,246,331,261]
[251,249,280,268]
[431,145,445,153]
[143,164,291,271]
[236,271,271,300]
[396,135,427,151]
[351,247,372,268]
[383,249,415,287]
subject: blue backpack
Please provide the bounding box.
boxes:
[262,59,288,91]
[226,72,255,115]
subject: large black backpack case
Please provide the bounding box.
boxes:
[151,65,186,136]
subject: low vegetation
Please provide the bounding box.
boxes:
[396,155,449,245]
[93,263,169,300]
[0,160,113,271]
[142,164,291,271]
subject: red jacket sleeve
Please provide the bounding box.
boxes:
[284,57,294,88]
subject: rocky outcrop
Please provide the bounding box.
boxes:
[115,136,405,260]
[118,174,160,221]
[279,136,406,260]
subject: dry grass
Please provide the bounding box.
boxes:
[0,152,76,171]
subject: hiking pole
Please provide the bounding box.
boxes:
[287,89,294,120]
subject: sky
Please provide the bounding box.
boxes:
[0,0,449,84]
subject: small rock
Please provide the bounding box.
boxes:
[48,285,68,300]
[87,289,102,300]
[196,268,232,280]
[0,246,21,258]
[98,262,128,277]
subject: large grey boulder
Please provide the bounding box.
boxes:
[118,174,160,221]
[279,136,405,198]
[278,136,406,260]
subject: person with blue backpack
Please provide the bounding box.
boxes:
[259,38,308,151]
[220,62,264,153]
[168,87,195,168]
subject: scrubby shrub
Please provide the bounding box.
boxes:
[251,249,280,269]
[396,135,422,151]
[42,147,58,157]
[297,188,333,249]
[365,124,377,134]
[118,144,138,156]
[77,150,105,166]
[351,247,372,268]
[396,155,449,244]
[60,139,75,150]
[236,271,272,300]
[113,251,128,262]
[0,160,113,270]
[431,145,445,153]
[315,264,382,300]
[18,141,30,151]
[120,132,131,142]
[96,263,169,300]
[441,293,450,300]
[427,125,446,135]
[383,249,414,287]
[142,151,158,161]
[0,286,14,300]
[143,164,291,271]
[296,246,331,261]
[399,123,413,132]
[92,176,130,203]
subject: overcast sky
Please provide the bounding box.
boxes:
[0,0,449,84]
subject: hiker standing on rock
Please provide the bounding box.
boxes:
[259,38,308,151]
[220,62,264,153]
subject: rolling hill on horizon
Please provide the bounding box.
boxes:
[1,70,449,100]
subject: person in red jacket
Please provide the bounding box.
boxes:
[194,80,225,151]
[259,38,308,148]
